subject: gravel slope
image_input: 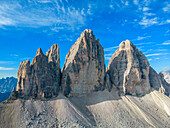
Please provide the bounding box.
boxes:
[0,90,170,128]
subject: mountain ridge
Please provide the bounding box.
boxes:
[0,29,170,128]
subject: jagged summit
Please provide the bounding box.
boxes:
[15,44,61,99]
[1,29,170,128]
[9,30,169,99]
[36,48,44,56]
[80,29,93,37]
[61,29,105,96]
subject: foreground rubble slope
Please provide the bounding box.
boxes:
[0,90,170,128]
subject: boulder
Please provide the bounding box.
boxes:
[61,29,105,96]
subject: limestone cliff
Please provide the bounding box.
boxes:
[106,40,151,96]
[16,44,61,98]
[61,29,105,96]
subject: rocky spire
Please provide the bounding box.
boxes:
[106,40,151,96]
[16,44,61,98]
[61,29,105,96]
[36,48,44,56]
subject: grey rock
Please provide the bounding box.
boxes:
[61,29,105,96]
[16,44,61,98]
[106,40,151,96]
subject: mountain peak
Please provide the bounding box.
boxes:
[80,29,93,38]
[119,40,136,51]
[36,48,44,56]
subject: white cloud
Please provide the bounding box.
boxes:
[157,40,170,45]
[136,36,151,40]
[109,5,113,9]
[165,29,170,36]
[37,0,52,3]
[105,57,112,60]
[104,53,114,60]
[0,67,15,70]
[0,61,14,64]
[133,0,138,5]
[159,19,170,25]
[10,54,19,57]
[162,40,170,45]
[143,7,149,11]
[163,3,170,13]
[146,53,170,57]
[139,17,158,27]
[0,0,89,31]
[135,42,154,46]
[104,46,119,52]
[125,1,129,6]
[143,12,156,16]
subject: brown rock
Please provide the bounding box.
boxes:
[61,29,105,96]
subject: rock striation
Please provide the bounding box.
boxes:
[106,40,151,96]
[16,44,61,98]
[61,29,105,96]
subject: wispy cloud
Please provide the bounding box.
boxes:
[143,7,149,11]
[105,53,114,60]
[159,19,170,25]
[157,40,170,45]
[135,42,154,45]
[143,12,156,16]
[0,61,14,64]
[0,67,15,70]
[133,0,138,5]
[10,54,19,57]
[163,2,170,13]
[136,36,151,41]
[165,29,170,36]
[0,0,89,31]
[139,17,158,27]
[104,46,119,52]
[146,53,170,57]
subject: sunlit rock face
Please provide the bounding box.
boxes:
[61,29,105,96]
[106,40,151,96]
[16,44,61,98]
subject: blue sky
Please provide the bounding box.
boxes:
[0,0,169,78]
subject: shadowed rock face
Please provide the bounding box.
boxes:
[16,44,61,98]
[106,40,151,96]
[149,67,169,96]
[61,29,105,96]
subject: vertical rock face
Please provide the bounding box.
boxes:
[106,40,150,96]
[61,29,105,96]
[149,67,161,90]
[149,67,169,96]
[16,44,61,98]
